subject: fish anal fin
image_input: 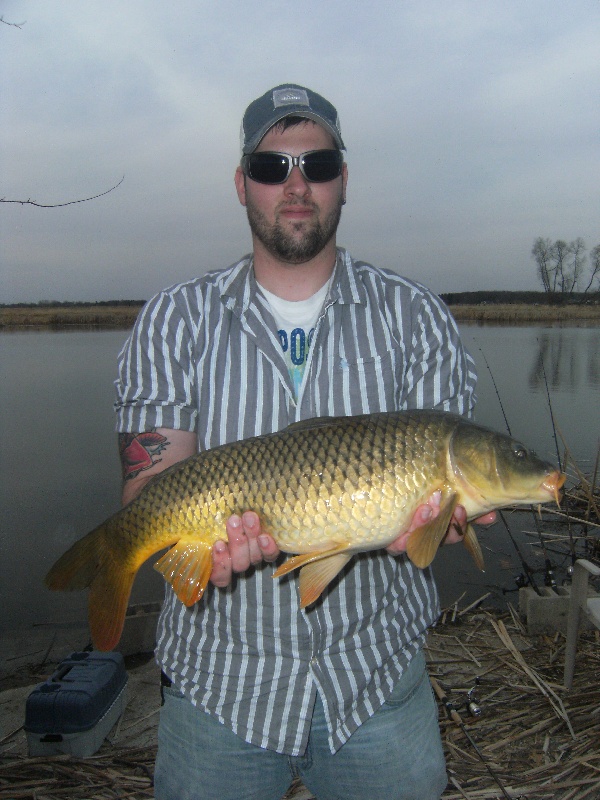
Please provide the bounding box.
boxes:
[272,543,351,579]
[463,524,485,571]
[405,493,459,569]
[298,553,353,608]
[153,537,213,607]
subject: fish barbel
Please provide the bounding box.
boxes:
[45,410,564,650]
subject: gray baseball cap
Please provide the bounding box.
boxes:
[240,84,345,154]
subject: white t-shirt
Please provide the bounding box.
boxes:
[258,280,330,397]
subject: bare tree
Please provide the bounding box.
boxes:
[567,237,586,295]
[582,244,600,294]
[533,237,600,296]
[531,237,554,292]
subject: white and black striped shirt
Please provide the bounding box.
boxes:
[115,248,477,755]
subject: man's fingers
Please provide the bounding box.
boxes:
[209,512,281,588]
[211,539,233,587]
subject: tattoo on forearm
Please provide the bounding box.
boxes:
[119,430,169,480]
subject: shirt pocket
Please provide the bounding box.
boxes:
[337,347,402,412]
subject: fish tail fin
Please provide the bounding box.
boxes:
[45,524,137,652]
[45,528,105,591]
[88,559,137,651]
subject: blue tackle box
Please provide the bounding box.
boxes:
[24,651,128,757]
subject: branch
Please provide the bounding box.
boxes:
[0,16,26,28]
[0,176,125,208]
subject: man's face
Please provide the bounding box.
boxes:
[235,121,347,265]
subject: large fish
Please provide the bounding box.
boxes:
[46,410,564,650]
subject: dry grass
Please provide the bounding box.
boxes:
[450,303,600,324]
[1,302,599,330]
[0,305,144,329]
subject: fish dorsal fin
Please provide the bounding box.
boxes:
[405,493,459,569]
[298,554,353,608]
[284,415,350,433]
[463,524,485,571]
[154,537,213,607]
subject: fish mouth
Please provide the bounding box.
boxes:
[542,471,566,506]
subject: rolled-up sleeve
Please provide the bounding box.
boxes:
[114,291,197,433]
[402,287,476,417]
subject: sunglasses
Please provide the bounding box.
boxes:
[242,149,344,185]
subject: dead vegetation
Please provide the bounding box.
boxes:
[1,604,599,800]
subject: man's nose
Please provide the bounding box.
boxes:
[284,165,311,196]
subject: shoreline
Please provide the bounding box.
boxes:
[1,302,599,329]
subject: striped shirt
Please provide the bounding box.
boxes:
[114,248,477,755]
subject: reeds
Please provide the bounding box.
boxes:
[450,303,600,324]
[0,305,144,329]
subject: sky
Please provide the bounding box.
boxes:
[1,0,599,303]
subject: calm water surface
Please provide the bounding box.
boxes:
[1,325,598,635]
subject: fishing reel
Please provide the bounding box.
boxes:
[464,685,482,718]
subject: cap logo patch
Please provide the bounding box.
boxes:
[273,88,310,108]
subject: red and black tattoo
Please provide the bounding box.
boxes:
[119,430,169,480]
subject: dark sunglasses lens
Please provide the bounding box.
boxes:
[246,153,289,184]
[301,151,343,182]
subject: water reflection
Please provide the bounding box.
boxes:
[529,331,600,392]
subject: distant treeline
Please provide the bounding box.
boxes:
[0,300,146,309]
[440,290,600,306]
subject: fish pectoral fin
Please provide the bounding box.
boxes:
[405,493,459,569]
[272,543,351,579]
[463,524,485,571]
[154,537,213,607]
[298,554,353,608]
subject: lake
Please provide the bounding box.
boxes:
[1,324,598,640]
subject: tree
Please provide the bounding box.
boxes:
[531,237,554,292]
[582,244,600,294]
[532,237,599,296]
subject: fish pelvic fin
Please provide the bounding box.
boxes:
[405,492,459,569]
[463,523,485,571]
[272,544,354,606]
[298,554,353,608]
[272,543,351,579]
[153,537,213,607]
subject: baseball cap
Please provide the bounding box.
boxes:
[240,84,345,154]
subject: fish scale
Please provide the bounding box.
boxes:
[45,410,564,651]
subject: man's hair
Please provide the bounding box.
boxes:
[270,116,342,151]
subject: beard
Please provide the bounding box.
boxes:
[245,192,344,264]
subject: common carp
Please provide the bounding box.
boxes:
[45,410,564,650]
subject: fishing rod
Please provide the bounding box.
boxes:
[478,346,556,592]
[430,676,527,800]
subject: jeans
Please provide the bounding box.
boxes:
[154,649,447,800]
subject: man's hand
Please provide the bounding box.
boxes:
[386,490,497,557]
[210,512,280,588]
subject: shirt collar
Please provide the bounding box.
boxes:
[220,248,367,316]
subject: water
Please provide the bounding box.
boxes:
[1,325,598,636]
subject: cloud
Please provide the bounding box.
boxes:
[2,0,599,301]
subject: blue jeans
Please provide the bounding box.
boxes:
[154,650,447,800]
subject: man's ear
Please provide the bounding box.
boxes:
[234,166,247,207]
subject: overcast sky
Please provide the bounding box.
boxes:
[2,0,599,303]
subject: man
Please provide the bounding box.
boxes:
[115,84,492,800]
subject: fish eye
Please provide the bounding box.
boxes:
[513,446,527,459]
